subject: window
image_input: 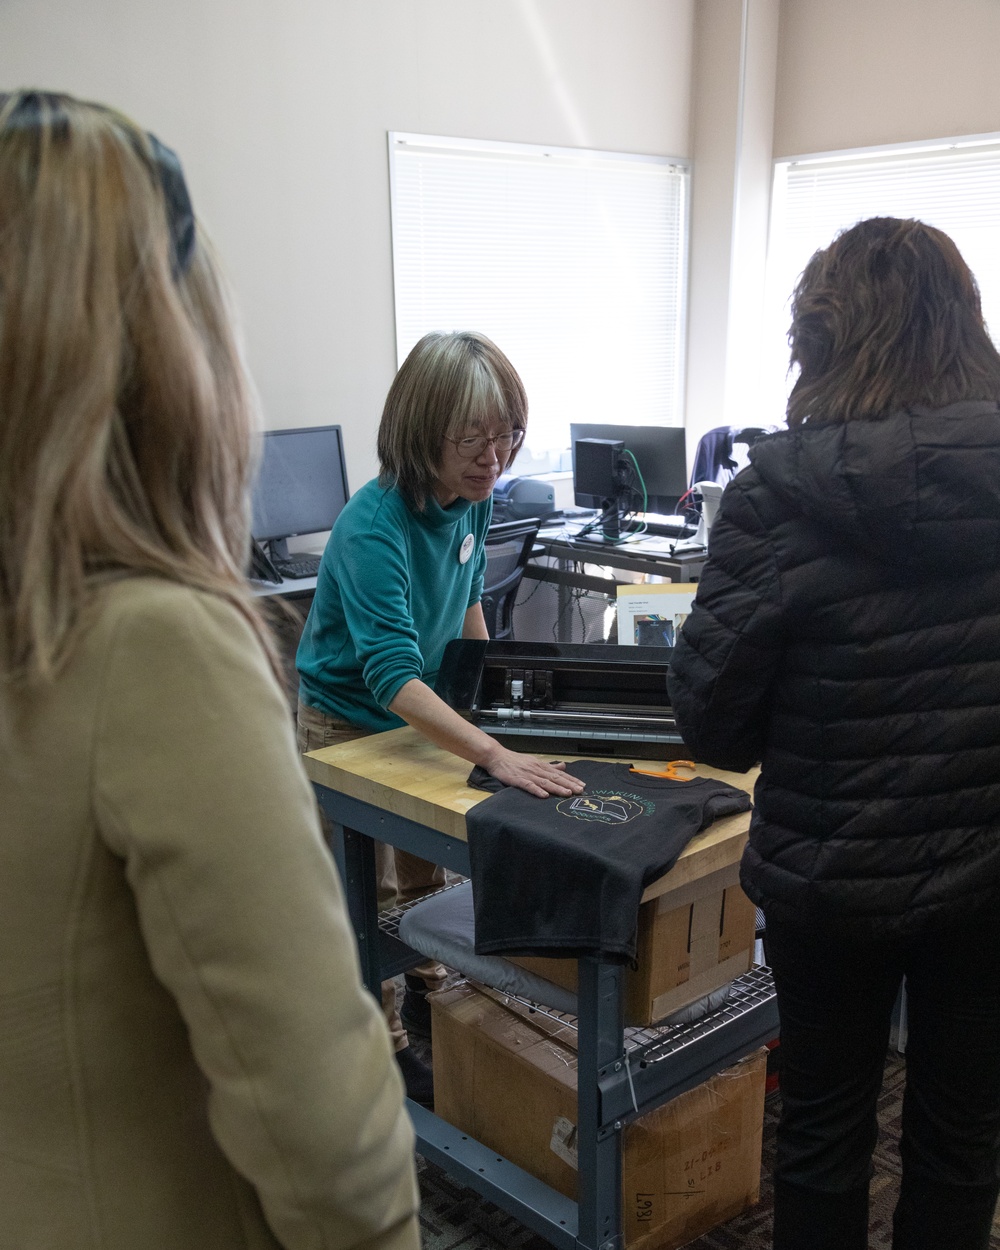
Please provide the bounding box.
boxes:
[761,134,1000,424]
[389,132,690,470]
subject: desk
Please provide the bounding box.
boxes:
[249,573,318,598]
[532,531,707,588]
[304,728,777,1250]
[522,527,707,644]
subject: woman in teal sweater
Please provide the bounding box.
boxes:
[296,331,583,1101]
[296,434,494,736]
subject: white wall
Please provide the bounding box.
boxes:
[773,0,1000,158]
[5,0,999,484]
[0,0,694,489]
[685,0,779,447]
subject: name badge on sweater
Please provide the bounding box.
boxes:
[458,533,474,565]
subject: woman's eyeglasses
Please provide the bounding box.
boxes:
[444,429,525,459]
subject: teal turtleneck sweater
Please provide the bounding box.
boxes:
[296,478,490,732]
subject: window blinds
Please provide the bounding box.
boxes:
[761,137,1000,422]
[389,133,690,458]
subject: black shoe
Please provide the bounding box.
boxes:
[400,974,433,1040]
[395,1044,434,1108]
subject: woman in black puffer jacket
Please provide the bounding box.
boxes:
[667,217,1000,1250]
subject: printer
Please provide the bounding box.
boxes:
[435,638,687,760]
[492,474,556,521]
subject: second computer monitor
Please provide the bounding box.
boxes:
[251,424,350,556]
[570,423,687,514]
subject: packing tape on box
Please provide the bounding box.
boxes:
[625,1050,640,1115]
[550,1116,579,1169]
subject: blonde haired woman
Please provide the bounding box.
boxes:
[0,90,418,1250]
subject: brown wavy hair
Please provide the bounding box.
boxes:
[377,330,527,510]
[0,90,273,681]
[786,216,1000,426]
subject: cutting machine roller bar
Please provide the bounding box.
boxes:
[482,707,676,728]
[488,724,679,743]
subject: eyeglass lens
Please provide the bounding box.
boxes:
[455,431,524,457]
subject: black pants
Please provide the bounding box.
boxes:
[766,914,1000,1250]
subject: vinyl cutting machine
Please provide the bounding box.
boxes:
[434,639,687,760]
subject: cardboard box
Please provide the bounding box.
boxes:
[432,981,767,1250]
[510,863,757,1025]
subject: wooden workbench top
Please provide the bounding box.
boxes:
[303,726,758,903]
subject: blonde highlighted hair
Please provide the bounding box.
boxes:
[0,90,271,681]
[377,331,527,509]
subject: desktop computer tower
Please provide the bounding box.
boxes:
[573,437,624,504]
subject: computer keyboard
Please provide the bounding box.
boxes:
[273,553,322,579]
[640,519,691,539]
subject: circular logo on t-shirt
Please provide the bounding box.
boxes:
[555,791,644,825]
[458,533,475,564]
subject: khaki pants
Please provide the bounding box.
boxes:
[297,699,447,1050]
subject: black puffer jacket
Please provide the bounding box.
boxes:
[667,401,1000,940]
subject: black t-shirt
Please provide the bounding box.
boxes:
[466,761,752,964]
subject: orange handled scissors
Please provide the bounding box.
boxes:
[629,759,697,781]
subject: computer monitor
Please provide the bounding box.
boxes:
[251,424,350,562]
[570,423,687,515]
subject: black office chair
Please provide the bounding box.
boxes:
[480,518,542,640]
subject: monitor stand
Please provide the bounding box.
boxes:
[265,537,291,563]
[262,535,324,580]
[600,495,623,541]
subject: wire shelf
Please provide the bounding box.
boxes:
[376,877,468,942]
[631,965,775,1066]
[473,965,775,1062]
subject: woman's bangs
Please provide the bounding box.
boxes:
[445,366,508,437]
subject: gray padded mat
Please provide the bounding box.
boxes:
[398,880,732,1024]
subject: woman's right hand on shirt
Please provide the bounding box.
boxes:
[388,679,586,799]
[483,745,587,799]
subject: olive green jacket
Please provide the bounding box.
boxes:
[0,578,419,1250]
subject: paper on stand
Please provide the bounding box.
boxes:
[616,582,697,647]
